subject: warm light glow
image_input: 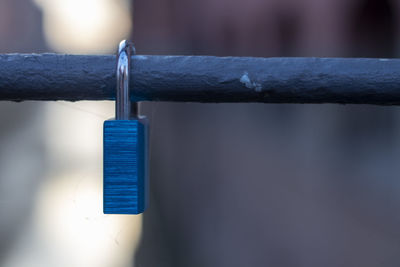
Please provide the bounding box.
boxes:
[39,101,141,267]
[33,0,132,53]
[1,101,141,267]
[1,3,139,266]
[34,171,142,267]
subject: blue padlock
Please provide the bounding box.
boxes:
[103,40,148,214]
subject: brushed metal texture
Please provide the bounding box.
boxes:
[103,119,148,214]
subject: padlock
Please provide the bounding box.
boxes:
[103,40,148,214]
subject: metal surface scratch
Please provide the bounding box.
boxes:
[240,72,262,92]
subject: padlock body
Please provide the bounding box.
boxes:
[103,118,148,214]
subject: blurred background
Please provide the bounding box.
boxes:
[1,0,400,266]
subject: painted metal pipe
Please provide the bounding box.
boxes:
[0,54,399,105]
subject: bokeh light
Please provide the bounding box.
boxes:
[0,1,139,266]
[33,0,132,53]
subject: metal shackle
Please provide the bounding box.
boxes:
[116,40,137,120]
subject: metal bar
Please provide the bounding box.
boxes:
[1,53,400,104]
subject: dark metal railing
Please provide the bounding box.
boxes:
[1,54,400,105]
